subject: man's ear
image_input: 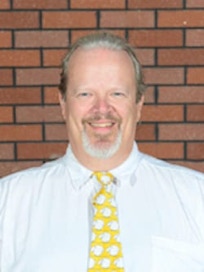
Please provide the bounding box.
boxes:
[135,95,144,123]
[58,92,66,120]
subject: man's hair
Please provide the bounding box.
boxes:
[59,32,146,103]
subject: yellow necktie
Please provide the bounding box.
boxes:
[88,172,125,271]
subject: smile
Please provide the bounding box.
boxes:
[90,122,114,128]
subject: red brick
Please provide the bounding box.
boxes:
[187,68,204,84]
[16,68,61,86]
[0,106,13,123]
[16,106,63,123]
[158,49,204,66]
[0,144,14,160]
[43,49,67,67]
[187,0,204,8]
[142,105,184,122]
[135,49,155,66]
[43,11,96,29]
[15,31,69,48]
[0,69,13,86]
[187,105,204,121]
[17,142,67,159]
[0,12,39,29]
[0,31,12,48]
[71,30,126,43]
[135,124,156,141]
[0,161,42,178]
[0,125,42,141]
[0,0,10,9]
[187,143,204,160]
[129,30,183,48]
[158,87,204,103]
[0,50,40,67]
[144,68,184,85]
[186,30,204,47]
[0,87,41,104]
[44,87,59,104]
[138,142,184,159]
[45,124,67,140]
[168,161,204,173]
[71,0,125,9]
[101,11,154,28]
[158,10,204,27]
[128,0,183,9]
[159,124,204,140]
[144,86,155,103]
[13,0,68,9]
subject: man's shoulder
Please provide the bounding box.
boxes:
[0,155,70,219]
[0,155,66,188]
[138,152,204,217]
[139,151,204,182]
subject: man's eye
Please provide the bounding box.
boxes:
[112,92,125,97]
[78,92,91,97]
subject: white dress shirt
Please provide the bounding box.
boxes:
[0,143,204,272]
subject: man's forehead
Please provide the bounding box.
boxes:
[66,47,135,79]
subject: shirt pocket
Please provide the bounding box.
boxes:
[151,236,204,272]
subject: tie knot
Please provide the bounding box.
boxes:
[93,172,114,186]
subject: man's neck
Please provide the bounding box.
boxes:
[70,144,134,171]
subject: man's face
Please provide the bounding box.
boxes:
[59,47,143,166]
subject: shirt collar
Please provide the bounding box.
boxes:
[64,146,92,190]
[63,142,142,190]
[110,143,142,186]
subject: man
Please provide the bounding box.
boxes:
[0,32,204,272]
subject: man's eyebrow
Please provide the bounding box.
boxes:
[72,87,91,92]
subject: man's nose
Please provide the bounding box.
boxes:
[93,96,111,114]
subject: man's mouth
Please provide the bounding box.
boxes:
[90,122,114,128]
[82,114,121,134]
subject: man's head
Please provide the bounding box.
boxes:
[59,32,145,170]
[59,32,146,103]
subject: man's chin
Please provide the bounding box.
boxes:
[82,130,122,159]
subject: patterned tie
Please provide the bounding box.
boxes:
[88,172,125,271]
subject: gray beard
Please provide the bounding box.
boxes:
[82,130,122,159]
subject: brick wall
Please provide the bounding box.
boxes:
[0,0,204,177]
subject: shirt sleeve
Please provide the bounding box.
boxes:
[0,181,3,271]
[0,239,1,271]
[0,177,7,272]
